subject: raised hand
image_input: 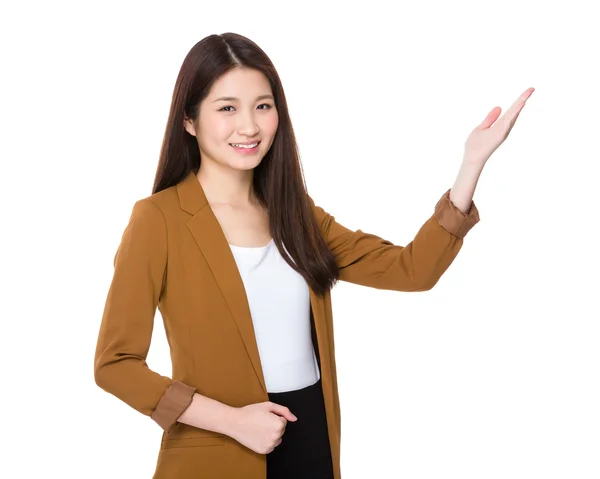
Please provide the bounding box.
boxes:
[463,87,535,166]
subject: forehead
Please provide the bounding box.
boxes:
[208,68,272,97]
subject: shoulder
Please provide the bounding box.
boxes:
[130,183,181,223]
[119,185,182,241]
[306,193,331,228]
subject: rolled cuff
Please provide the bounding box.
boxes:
[434,189,480,239]
[151,380,197,432]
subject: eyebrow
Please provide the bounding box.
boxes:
[212,94,275,103]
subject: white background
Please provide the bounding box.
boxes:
[2,0,599,478]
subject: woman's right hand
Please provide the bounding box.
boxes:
[226,401,298,454]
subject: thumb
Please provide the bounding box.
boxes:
[476,106,501,130]
[268,402,298,422]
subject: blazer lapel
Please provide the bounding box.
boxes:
[177,171,268,395]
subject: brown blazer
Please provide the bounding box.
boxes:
[94,170,479,478]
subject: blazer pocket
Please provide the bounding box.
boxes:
[161,422,228,449]
[161,436,226,449]
[161,424,227,449]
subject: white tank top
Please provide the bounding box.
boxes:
[228,238,321,393]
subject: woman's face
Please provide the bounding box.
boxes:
[184,67,279,172]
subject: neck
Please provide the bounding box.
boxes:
[196,161,258,207]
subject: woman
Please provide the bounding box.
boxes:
[94,32,534,479]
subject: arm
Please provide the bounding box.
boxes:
[308,88,534,292]
[94,199,310,439]
[94,199,196,432]
[176,392,240,435]
[309,180,480,292]
[449,159,484,213]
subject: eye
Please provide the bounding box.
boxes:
[218,104,274,112]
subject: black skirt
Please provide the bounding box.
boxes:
[266,377,334,479]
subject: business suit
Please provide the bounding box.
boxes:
[94,170,479,478]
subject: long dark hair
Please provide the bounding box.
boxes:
[152,33,339,295]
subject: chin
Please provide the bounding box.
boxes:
[227,153,266,170]
[226,158,262,171]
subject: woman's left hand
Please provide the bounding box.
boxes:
[463,87,535,167]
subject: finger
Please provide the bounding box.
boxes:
[517,87,535,102]
[503,102,527,135]
[499,100,527,129]
[511,87,535,108]
[499,87,534,125]
[281,406,298,422]
[269,403,297,421]
[477,106,501,130]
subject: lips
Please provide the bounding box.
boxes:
[229,141,261,147]
[229,141,261,154]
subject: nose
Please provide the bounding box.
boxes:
[237,112,260,137]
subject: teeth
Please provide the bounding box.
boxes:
[231,143,258,148]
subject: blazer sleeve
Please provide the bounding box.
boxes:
[309,189,480,291]
[94,198,196,432]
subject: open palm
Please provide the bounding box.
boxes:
[464,87,535,165]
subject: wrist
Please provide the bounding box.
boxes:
[461,153,487,171]
[219,405,242,437]
[449,160,484,214]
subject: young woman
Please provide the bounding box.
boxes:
[94,32,534,479]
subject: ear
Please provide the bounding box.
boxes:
[183,116,197,137]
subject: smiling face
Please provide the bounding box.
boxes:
[184,67,279,172]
